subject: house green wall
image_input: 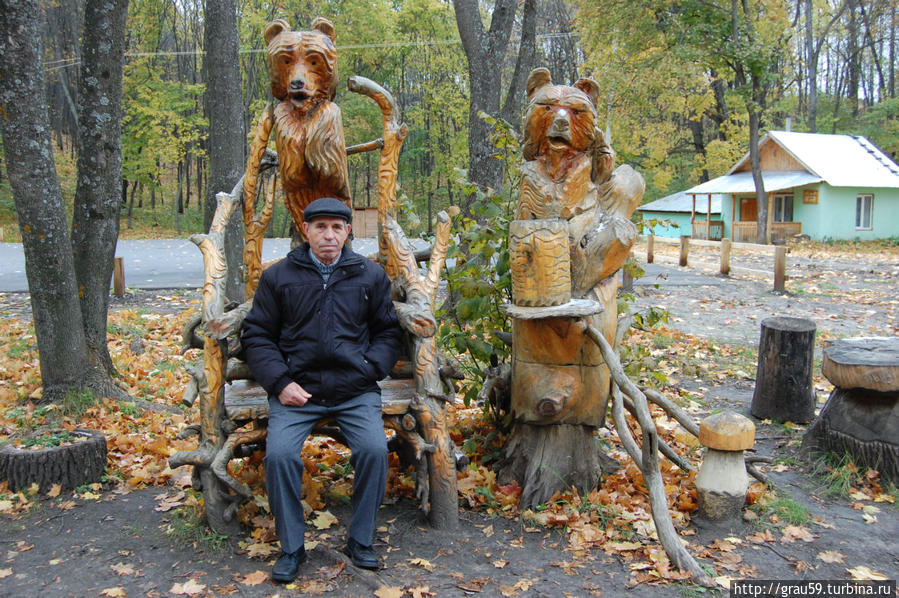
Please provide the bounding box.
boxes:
[722,184,899,241]
[637,212,704,238]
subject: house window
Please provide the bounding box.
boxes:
[856,194,873,230]
[772,194,794,222]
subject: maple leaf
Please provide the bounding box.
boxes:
[409,586,434,598]
[47,484,62,498]
[780,525,815,543]
[239,570,267,586]
[409,557,436,571]
[374,585,404,598]
[169,579,207,595]
[0,568,12,579]
[816,550,845,564]
[0,500,14,513]
[245,541,278,559]
[492,559,508,568]
[310,510,338,529]
[100,588,128,597]
[110,562,137,576]
[846,565,888,581]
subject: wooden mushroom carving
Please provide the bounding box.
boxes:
[695,411,755,521]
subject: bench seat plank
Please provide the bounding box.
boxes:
[224,378,416,421]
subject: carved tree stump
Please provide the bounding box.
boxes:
[751,316,816,423]
[802,337,899,483]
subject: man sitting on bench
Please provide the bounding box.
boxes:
[241,197,403,582]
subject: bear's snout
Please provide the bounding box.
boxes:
[548,110,571,137]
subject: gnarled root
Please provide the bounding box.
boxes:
[582,321,714,587]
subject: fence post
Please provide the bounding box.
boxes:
[773,246,786,292]
[647,234,654,264]
[679,235,689,267]
[113,257,125,298]
[621,251,635,292]
[720,238,732,276]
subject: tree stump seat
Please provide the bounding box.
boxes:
[802,337,899,483]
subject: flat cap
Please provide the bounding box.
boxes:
[303,197,352,223]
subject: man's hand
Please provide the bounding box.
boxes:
[279,381,311,406]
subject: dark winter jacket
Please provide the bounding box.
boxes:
[241,243,403,406]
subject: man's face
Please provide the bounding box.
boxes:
[302,216,350,264]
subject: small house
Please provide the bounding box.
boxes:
[636,192,725,240]
[678,131,899,242]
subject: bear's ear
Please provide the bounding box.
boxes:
[574,78,600,107]
[526,68,552,99]
[264,19,290,45]
[311,17,336,43]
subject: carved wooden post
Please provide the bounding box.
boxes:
[349,75,458,528]
[720,238,732,276]
[679,235,689,267]
[647,234,654,264]
[773,245,787,292]
[113,257,125,298]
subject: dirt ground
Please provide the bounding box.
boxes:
[2,241,898,597]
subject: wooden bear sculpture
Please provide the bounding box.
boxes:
[501,68,645,506]
[244,17,351,243]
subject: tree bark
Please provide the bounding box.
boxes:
[71,0,129,374]
[751,317,816,423]
[0,0,92,393]
[204,0,247,303]
[453,0,537,202]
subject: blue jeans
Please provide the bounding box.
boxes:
[264,391,387,554]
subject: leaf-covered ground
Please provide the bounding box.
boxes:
[1,239,897,596]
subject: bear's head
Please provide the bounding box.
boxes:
[264,17,338,110]
[522,68,612,183]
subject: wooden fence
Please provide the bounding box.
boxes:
[643,234,789,292]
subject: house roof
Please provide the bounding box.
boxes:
[638,191,721,214]
[728,131,899,188]
[685,170,824,195]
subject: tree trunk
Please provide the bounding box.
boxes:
[751,316,816,423]
[749,102,768,244]
[847,0,860,117]
[498,422,618,507]
[204,0,246,303]
[805,0,818,132]
[71,0,129,375]
[453,0,537,204]
[0,0,92,395]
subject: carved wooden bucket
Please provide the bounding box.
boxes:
[509,219,570,307]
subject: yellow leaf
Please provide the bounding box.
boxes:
[492,560,508,568]
[780,525,815,543]
[100,588,128,597]
[846,565,888,581]
[0,569,12,579]
[169,579,207,595]
[481,524,494,537]
[111,562,137,576]
[311,510,338,530]
[0,500,13,513]
[239,570,268,586]
[409,557,436,571]
[374,586,404,598]
[47,484,62,498]
[816,551,845,564]
[80,491,102,500]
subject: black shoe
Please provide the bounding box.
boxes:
[271,547,306,583]
[344,537,379,570]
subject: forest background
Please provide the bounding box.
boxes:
[1,0,897,244]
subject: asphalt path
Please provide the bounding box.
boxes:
[0,239,719,293]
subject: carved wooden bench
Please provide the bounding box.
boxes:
[169,76,460,535]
